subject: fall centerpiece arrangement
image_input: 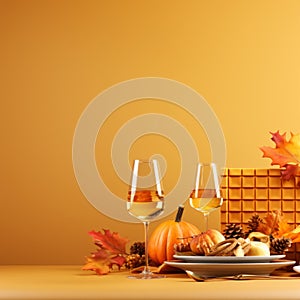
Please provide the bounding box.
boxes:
[82,130,300,275]
[82,208,300,275]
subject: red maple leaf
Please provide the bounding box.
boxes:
[88,229,129,255]
[82,229,129,275]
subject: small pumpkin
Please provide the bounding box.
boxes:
[189,229,225,255]
[148,205,201,265]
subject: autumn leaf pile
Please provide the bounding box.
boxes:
[260,130,300,181]
[82,229,129,275]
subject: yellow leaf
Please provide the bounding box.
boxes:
[283,225,300,242]
[290,225,300,234]
[286,133,300,159]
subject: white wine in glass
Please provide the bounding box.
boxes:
[189,162,223,231]
[127,159,165,279]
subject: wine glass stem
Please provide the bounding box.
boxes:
[142,221,151,275]
[204,213,209,231]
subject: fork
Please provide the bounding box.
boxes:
[186,270,296,282]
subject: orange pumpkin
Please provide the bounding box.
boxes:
[189,229,225,255]
[148,206,201,265]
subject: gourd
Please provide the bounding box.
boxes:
[148,206,201,265]
[190,229,225,255]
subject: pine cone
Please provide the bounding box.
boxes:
[223,223,245,239]
[247,214,263,233]
[124,254,146,269]
[270,237,292,254]
[130,241,145,256]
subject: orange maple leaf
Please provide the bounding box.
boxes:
[274,219,293,238]
[256,210,282,236]
[260,131,300,180]
[82,256,111,275]
[82,252,127,275]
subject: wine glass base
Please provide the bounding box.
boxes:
[127,272,166,279]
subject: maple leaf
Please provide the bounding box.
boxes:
[83,229,129,275]
[82,256,111,275]
[273,219,293,238]
[82,252,127,275]
[88,229,129,255]
[260,131,300,180]
[280,164,299,181]
[256,210,282,236]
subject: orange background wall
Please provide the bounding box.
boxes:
[1,0,300,264]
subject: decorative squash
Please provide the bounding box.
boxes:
[189,229,225,255]
[148,205,201,265]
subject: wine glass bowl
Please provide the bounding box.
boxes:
[127,189,164,222]
[127,159,165,279]
[189,162,223,231]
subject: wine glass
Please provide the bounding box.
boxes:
[127,159,165,279]
[189,162,223,231]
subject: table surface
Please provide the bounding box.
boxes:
[1,265,300,300]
